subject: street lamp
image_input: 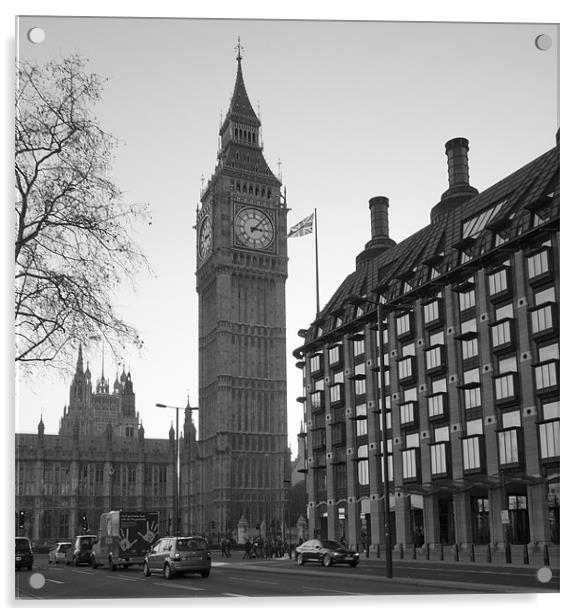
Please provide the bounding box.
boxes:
[156,402,199,536]
[283,478,292,558]
[345,294,413,579]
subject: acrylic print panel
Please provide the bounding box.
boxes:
[15,16,559,601]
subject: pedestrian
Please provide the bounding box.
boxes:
[243,538,252,559]
[221,537,227,557]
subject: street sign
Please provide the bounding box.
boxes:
[501,509,510,524]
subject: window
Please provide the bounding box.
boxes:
[539,418,559,459]
[535,287,556,305]
[432,378,447,393]
[400,402,416,425]
[542,401,559,419]
[380,439,394,483]
[488,264,510,297]
[424,298,442,325]
[398,356,415,381]
[396,313,413,337]
[426,344,445,371]
[531,304,555,336]
[402,446,419,481]
[462,200,506,238]
[357,445,369,485]
[459,288,476,311]
[498,428,521,465]
[495,373,517,401]
[353,337,365,357]
[527,248,551,279]
[330,382,344,406]
[309,354,322,374]
[495,303,514,320]
[461,319,478,359]
[328,345,342,366]
[431,441,449,475]
[463,368,481,409]
[428,393,447,418]
[429,331,444,346]
[491,319,513,348]
[535,361,558,390]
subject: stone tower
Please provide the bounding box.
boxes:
[195,45,288,537]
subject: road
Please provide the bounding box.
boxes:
[15,553,558,600]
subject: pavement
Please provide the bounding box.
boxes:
[208,551,559,594]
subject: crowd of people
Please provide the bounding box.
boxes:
[242,536,290,559]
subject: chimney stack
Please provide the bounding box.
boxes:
[430,137,478,223]
[445,137,471,188]
[356,195,396,266]
[369,195,390,241]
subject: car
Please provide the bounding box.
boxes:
[295,539,359,567]
[143,536,211,579]
[70,535,97,566]
[15,536,34,571]
[48,542,73,564]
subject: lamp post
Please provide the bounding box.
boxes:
[283,478,292,558]
[156,402,199,536]
[345,294,413,579]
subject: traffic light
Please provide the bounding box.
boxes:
[82,514,88,532]
[18,510,25,529]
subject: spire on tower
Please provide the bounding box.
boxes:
[235,36,244,62]
[76,344,84,373]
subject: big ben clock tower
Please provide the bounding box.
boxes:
[194,44,289,537]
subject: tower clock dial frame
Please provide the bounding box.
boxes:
[233,204,275,251]
[198,214,213,260]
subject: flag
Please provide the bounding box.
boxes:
[288,213,314,238]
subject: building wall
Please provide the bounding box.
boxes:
[294,138,560,555]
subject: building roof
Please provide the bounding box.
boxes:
[295,139,559,355]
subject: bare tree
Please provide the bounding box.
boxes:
[15,55,150,372]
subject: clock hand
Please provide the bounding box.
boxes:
[251,216,269,232]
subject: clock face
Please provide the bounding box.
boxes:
[198,215,212,259]
[234,207,275,250]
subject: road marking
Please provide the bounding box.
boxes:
[108,575,139,581]
[222,593,248,597]
[227,576,278,585]
[44,578,65,584]
[71,569,94,575]
[301,586,361,595]
[153,582,204,591]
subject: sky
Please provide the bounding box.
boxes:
[11,13,561,454]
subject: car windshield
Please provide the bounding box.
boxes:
[79,537,95,548]
[176,538,207,551]
[15,538,30,551]
[58,544,71,552]
[322,540,344,550]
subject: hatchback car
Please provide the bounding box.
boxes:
[15,537,34,571]
[295,539,359,567]
[48,542,72,564]
[143,536,211,579]
[70,535,97,566]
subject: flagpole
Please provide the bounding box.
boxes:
[314,208,320,314]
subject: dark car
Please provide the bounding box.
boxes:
[143,536,211,579]
[71,535,97,566]
[15,537,34,571]
[295,539,359,567]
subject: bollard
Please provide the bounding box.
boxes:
[487,543,492,563]
[440,543,444,561]
[454,543,459,562]
[412,545,416,560]
[377,544,381,559]
[399,543,404,560]
[470,543,475,563]
[505,541,511,564]
[426,543,430,560]
[523,544,529,565]
[543,543,550,566]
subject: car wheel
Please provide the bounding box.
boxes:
[143,562,151,577]
[322,554,332,567]
[109,558,117,571]
[91,555,97,569]
[296,553,304,566]
[27,565,33,571]
[74,557,79,567]
[201,569,210,578]
[164,563,173,579]
[349,562,358,568]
